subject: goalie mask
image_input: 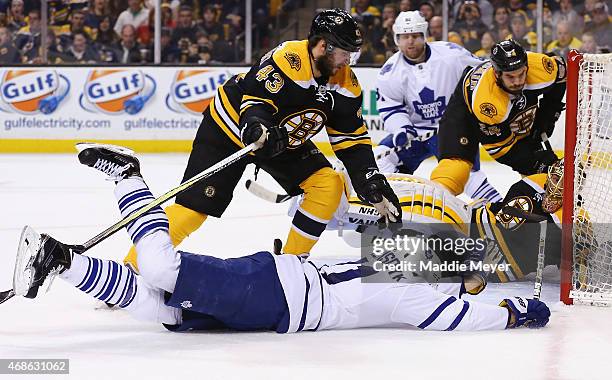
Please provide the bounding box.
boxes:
[542,160,564,214]
[392,11,428,45]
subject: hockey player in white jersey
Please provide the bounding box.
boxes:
[375,11,502,202]
[8,144,549,333]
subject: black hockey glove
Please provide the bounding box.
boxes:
[241,117,288,159]
[355,170,402,228]
[532,100,565,141]
[532,148,559,174]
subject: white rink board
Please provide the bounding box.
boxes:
[0,66,566,149]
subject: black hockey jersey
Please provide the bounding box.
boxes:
[471,174,562,282]
[438,52,566,174]
[205,39,375,185]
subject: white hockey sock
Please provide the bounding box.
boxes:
[465,170,502,202]
[59,254,138,307]
[114,178,169,244]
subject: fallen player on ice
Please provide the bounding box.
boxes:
[9,144,549,332]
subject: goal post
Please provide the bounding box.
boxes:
[561,50,612,305]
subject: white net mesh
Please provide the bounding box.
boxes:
[571,53,612,304]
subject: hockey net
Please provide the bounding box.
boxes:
[561,51,612,305]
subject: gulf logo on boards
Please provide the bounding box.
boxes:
[0,69,70,114]
[166,69,230,115]
[80,69,156,115]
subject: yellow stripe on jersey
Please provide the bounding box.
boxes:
[471,67,512,125]
[487,207,525,279]
[330,137,372,152]
[326,124,368,137]
[272,40,314,85]
[209,96,245,148]
[328,66,362,98]
[483,133,517,159]
[524,52,558,90]
[240,95,279,115]
[218,85,239,125]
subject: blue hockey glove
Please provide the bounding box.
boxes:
[500,297,550,329]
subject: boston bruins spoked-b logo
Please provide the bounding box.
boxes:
[280,109,327,148]
[496,196,532,230]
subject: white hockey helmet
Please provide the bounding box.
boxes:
[393,11,428,45]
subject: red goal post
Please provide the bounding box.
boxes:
[561,50,612,305]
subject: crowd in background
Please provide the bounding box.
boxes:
[0,0,610,64]
[353,0,611,63]
[0,0,272,63]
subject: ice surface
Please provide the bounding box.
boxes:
[0,154,611,380]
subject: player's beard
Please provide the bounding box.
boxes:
[495,76,525,95]
[315,53,336,78]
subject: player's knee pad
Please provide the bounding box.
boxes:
[300,167,344,221]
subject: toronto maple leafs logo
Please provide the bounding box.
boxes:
[412,87,446,124]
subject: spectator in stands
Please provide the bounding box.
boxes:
[399,0,411,12]
[160,26,179,63]
[508,11,536,50]
[475,30,495,58]
[186,30,212,63]
[579,31,598,53]
[509,0,529,13]
[94,14,119,61]
[58,10,94,45]
[66,31,100,62]
[7,0,25,32]
[115,24,142,63]
[14,8,40,61]
[201,4,224,42]
[161,2,175,29]
[447,30,464,46]
[378,2,398,58]
[584,1,611,52]
[418,1,435,22]
[171,5,200,47]
[352,0,381,19]
[428,15,443,41]
[490,5,511,42]
[0,25,21,63]
[452,1,488,52]
[453,0,494,27]
[114,0,149,37]
[552,0,584,37]
[546,20,581,56]
[86,0,112,32]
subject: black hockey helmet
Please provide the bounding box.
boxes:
[490,39,528,72]
[309,8,363,52]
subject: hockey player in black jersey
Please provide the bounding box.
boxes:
[430,39,566,197]
[122,9,402,271]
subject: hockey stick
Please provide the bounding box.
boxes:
[541,132,553,152]
[501,206,548,300]
[245,130,438,204]
[0,143,257,305]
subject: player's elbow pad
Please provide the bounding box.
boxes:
[430,159,472,195]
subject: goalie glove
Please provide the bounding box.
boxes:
[355,170,402,227]
[241,117,288,158]
[500,297,550,329]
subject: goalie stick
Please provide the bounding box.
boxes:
[0,143,257,305]
[245,130,437,204]
[501,206,548,300]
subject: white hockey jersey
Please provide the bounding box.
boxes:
[376,42,482,137]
